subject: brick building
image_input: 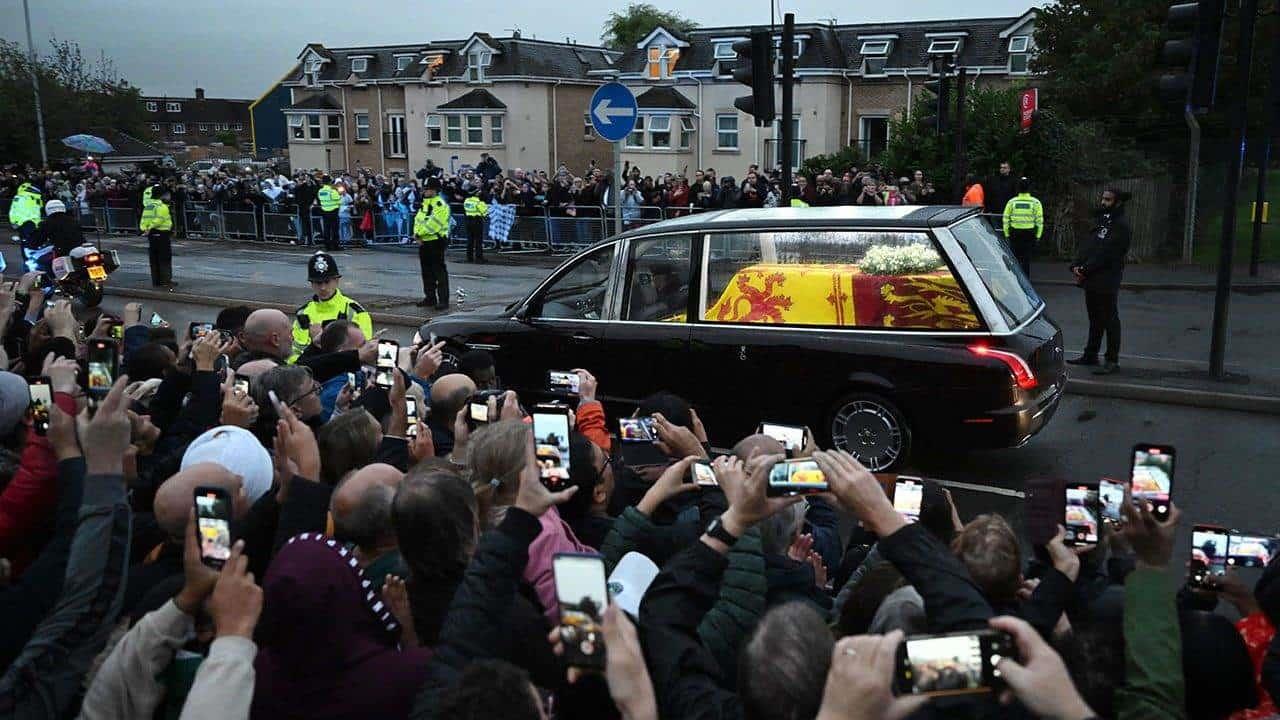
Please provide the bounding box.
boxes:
[141,88,252,149]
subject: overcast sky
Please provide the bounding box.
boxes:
[0,0,1036,98]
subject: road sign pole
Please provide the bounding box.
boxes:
[780,13,795,202]
[614,140,623,236]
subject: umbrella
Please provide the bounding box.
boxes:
[61,134,114,154]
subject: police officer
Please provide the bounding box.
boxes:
[1002,177,1044,278]
[317,176,342,251]
[291,251,373,362]
[413,178,451,310]
[1069,189,1131,376]
[463,188,488,264]
[37,199,84,259]
[8,179,43,260]
[140,187,175,288]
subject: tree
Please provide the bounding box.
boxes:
[601,3,698,50]
[215,130,238,147]
[0,37,144,166]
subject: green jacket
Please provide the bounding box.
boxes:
[290,288,372,362]
[139,198,173,232]
[1118,567,1186,720]
[1003,192,1044,239]
[601,506,766,687]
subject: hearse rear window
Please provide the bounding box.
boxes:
[949,217,1043,327]
[700,230,980,330]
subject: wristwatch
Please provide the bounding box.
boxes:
[704,514,740,546]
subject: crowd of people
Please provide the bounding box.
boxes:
[0,247,1270,720]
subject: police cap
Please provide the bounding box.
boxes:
[426,178,443,191]
[308,251,341,281]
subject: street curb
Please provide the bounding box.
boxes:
[1066,376,1280,415]
[102,286,430,330]
[1037,279,1280,292]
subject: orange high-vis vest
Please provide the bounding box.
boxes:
[962,183,985,207]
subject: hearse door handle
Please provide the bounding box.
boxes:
[570,333,595,343]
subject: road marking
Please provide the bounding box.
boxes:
[935,479,1025,499]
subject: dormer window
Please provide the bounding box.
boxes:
[1008,36,1031,74]
[927,38,961,55]
[351,57,368,73]
[467,50,492,82]
[305,60,322,74]
[713,42,736,60]
[860,40,891,56]
[146,101,158,112]
[859,38,892,77]
[646,47,679,80]
[166,102,181,113]
[395,55,414,72]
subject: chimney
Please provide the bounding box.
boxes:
[195,87,205,100]
[512,29,521,39]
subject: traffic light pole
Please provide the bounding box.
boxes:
[780,13,795,203]
[1208,0,1258,378]
[1248,26,1279,277]
[952,67,968,203]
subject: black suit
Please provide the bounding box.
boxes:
[1073,208,1131,363]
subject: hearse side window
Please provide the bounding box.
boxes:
[700,230,980,330]
[949,217,1043,326]
[531,244,615,320]
[623,235,693,322]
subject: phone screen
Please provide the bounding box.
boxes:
[1130,445,1174,520]
[86,340,117,400]
[150,311,164,326]
[1227,533,1277,569]
[469,401,489,424]
[898,631,1012,697]
[195,489,233,569]
[1099,478,1126,525]
[189,322,214,340]
[548,370,581,395]
[690,460,718,487]
[767,459,828,495]
[533,411,572,486]
[406,397,419,437]
[375,341,398,388]
[1064,484,1099,545]
[1190,526,1230,588]
[107,319,124,340]
[619,417,656,443]
[28,378,52,436]
[233,375,251,396]
[553,554,608,669]
[760,423,806,454]
[894,479,923,523]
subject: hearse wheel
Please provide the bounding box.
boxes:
[828,392,911,472]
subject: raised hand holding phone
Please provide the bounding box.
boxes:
[78,375,131,477]
[206,540,263,640]
[274,401,321,483]
[176,508,221,614]
[1121,480,1180,569]
[986,616,1095,719]
[636,456,700,517]
[816,632,926,720]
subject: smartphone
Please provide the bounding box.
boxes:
[374,340,399,389]
[188,321,214,340]
[1189,524,1230,589]
[894,630,1016,697]
[533,408,572,489]
[893,477,924,523]
[85,338,117,406]
[150,311,164,327]
[1063,483,1099,547]
[553,553,608,670]
[759,422,807,457]
[406,397,419,438]
[1129,444,1174,521]
[213,354,229,382]
[1227,532,1277,569]
[27,376,52,436]
[1023,477,1064,548]
[689,460,718,487]
[548,370,581,396]
[766,459,828,496]
[468,400,490,427]
[232,373,251,396]
[194,486,233,569]
[106,318,124,340]
[618,416,657,443]
[1099,477,1126,527]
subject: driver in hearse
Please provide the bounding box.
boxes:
[631,255,688,321]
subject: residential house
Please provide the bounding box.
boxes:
[280,35,619,175]
[250,75,293,160]
[600,10,1039,173]
[92,129,166,172]
[141,89,252,149]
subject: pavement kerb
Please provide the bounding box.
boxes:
[104,285,1280,415]
[1036,278,1280,292]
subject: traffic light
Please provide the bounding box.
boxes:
[1157,0,1225,111]
[733,30,775,126]
[916,77,950,135]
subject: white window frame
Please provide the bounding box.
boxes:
[646,46,678,80]
[583,113,595,141]
[648,114,671,149]
[859,115,890,148]
[427,115,442,144]
[927,39,961,55]
[715,113,739,150]
[354,113,370,141]
[198,123,210,132]
[288,115,304,139]
[679,116,695,149]
[465,114,484,145]
[772,37,804,59]
[863,57,888,77]
[305,60,322,74]
[445,115,462,144]
[1009,36,1030,53]
[626,115,645,149]
[233,122,243,131]
[467,50,491,82]
[859,40,891,56]
[166,102,182,113]
[326,115,341,140]
[145,101,158,112]
[307,115,322,140]
[490,114,504,145]
[395,55,414,72]
[149,122,161,132]
[1008,36,1032,75]
[172,122,186,135]
[713,42,736,60]
[350,57,368,73]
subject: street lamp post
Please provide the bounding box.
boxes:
[21,0,48,167]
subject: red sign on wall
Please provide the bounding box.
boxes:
[1019,88,1039,132]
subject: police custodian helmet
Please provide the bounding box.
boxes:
[308,251,341,282]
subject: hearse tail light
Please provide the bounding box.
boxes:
[968,344,1038,390]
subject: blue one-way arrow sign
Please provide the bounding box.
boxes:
[589,82,638,142]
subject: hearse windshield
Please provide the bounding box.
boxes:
[949,217,1044,327]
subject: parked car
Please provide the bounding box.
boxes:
[422,206,1066,471]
